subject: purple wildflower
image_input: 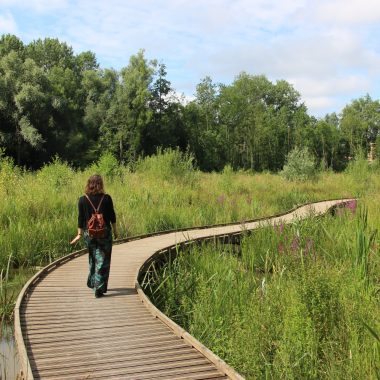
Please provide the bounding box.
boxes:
[345,200,357,215]
[290,237,300,252]
[278,242,285,254]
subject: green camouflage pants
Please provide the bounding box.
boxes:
[84,229,113,294]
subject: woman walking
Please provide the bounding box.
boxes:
[70,174,118,298]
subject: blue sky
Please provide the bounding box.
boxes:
[1,0,380,117]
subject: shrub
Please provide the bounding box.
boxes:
[135,148,196,184]
[37,156,74,189]
[0,151,21,196]
[89,152,122,181]
[281,147,317,181]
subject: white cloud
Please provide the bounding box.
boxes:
[315,0,380,25]
[288,75,370,113]
[290,75,370,97]
[0,0,67,12]
[1,0,380,116]
[0,10,17,33]
[304,96,337,111]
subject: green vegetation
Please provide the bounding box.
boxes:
[281,146,317,181]
[1,33,380,375]
[0,149,370,323]
[1,34,380,172]
[0,150,360,270]
[143,197,380,379]
[0,147,379,379]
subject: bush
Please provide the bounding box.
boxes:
[281,147,317,181]
[89,152,122,181]
[135,148,196,184]
[0,151,21,196]
[37,156,74,189]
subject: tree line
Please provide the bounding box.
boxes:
[1,34,379,171]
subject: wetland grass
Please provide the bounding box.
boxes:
[1,150,379,378]
[143,198,380,379]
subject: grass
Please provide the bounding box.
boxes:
[0,150,364,272]
[1,149,380,378]
[143,196,380,379]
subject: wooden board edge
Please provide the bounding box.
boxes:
[14,247,88,379]
[133,198,357,380]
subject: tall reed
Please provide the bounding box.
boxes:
[143,198,380,379]
[0,149,377,324]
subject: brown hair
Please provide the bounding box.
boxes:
[85,174,105,195]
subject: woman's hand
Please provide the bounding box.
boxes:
[112,223,118,240]
[70,234,82,245]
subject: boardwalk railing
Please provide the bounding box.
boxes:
[15,198,355,380]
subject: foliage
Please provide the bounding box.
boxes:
[344,149,379,197]
[0,150,20,196]
[89,152,122,181]
[144,198,380,379]
[100,50,154,163]
[37,156,74,189]
[2,34,378,173]
[340,94,380,156]
[0,158,359,275]
[281,146,317,181]
[135,148,196,184]
[0,157,375,348]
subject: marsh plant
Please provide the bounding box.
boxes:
[0,148,377,324]
[143,200,380,379]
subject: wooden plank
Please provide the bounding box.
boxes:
[22,315,156,332]
[24,322,164,342]
[34,351,204,376]
[21,304,144,314]
[25,330,177,348]
[164,373,228,380]
[15,199,353,380]
[21,308,147,321]
[24,296,141,303]
[21,313,150,326]
[31,343,194,366]
[34,359,215,379]
[99,371,227,380]
[28,336,188,357]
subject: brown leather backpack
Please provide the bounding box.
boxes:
[85,194,106,238]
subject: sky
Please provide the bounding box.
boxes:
[1,0,380,117]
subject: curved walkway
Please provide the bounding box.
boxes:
[15,199,354,380]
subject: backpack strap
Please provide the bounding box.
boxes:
[85,194,105,213]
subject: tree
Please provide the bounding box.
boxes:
[100,50,154,163]
[181,77,227,171]
[0,50,49,165]
[140,62,187,154]
[340,94,380,156]
[79,68,119,165]
[281,146,317,181]
[0,34,25,58]
[218,73,308,171]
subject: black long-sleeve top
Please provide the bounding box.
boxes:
[78,193,116,229]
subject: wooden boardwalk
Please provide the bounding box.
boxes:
[15,199,354,380]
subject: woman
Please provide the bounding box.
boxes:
[70,174,118,298]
